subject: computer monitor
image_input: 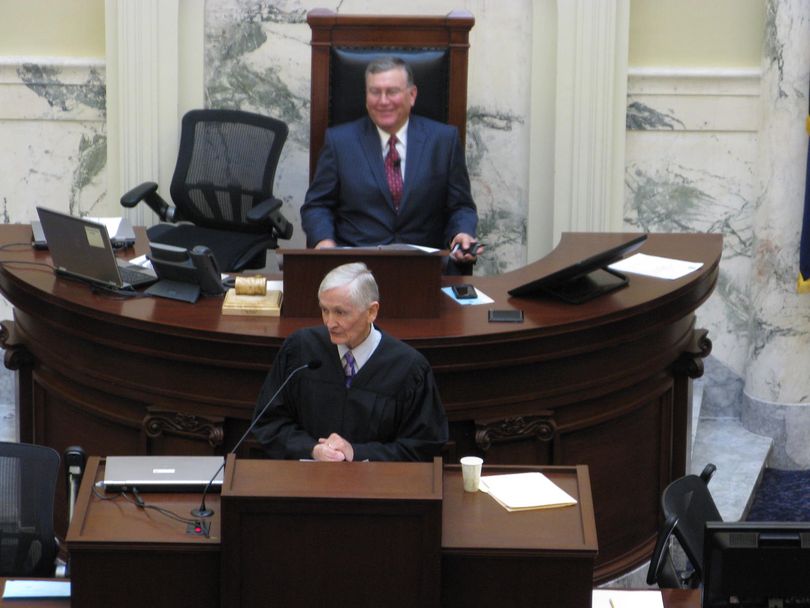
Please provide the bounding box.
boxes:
[703,521,810,607]
[508,234,648,304]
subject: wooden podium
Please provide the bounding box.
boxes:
[67,457,600,608]
[278,247,444,318]
[220,456,443,608]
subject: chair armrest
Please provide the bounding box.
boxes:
[647,514,679,586]
[120,181,176,221]
[700,463,717,485]
[248,197,294,241]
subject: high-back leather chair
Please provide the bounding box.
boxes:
[306,8,475,180]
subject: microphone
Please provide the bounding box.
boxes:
[393,158,401,168]
[191,359,322,518]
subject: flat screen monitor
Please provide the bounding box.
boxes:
[508,234,647,304]
[703,521,810,607]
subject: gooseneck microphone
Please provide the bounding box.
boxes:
[191,359,322,518]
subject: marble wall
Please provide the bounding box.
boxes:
[0,59,107,319]
[203,0,531,275]
[626,0,810,468]
[742,0,810,468]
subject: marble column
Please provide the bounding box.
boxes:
[744,0,810,468]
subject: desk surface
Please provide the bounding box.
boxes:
[0,226,720,341]
[1,226,722,581]
[442,464,597,554]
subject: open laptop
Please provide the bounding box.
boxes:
[36,207,157,290]
[32,215,136,249]
[102,455,225,492]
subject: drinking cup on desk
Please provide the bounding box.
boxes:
[460,456,483,492]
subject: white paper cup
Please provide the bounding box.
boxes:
[460,456,483,492]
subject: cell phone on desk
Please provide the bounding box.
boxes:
[488,309,524,323]
[451,284,477,299]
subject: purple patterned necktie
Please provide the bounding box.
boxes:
[343,351,357,388]
[384,135,403,212]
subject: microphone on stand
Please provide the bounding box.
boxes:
[191,359,323,518]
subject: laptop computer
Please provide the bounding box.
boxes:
[31,215,136,249]
[36,207,157,290]
[102,455,225,492]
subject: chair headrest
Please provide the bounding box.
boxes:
[330,48,449,127]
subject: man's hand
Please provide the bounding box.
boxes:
[449,233,483,263]
[315,239,337,249]
[311,433,354,462]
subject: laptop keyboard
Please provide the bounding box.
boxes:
[118,265,156,286]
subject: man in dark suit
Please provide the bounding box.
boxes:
[301,56,480,271]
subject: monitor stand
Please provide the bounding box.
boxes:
[541,267,628,304]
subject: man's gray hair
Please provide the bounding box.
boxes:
[318,262,379,308]
[365,56,414,88]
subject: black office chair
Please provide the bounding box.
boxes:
[0,441,60,576]
[646,463,721,589]
[121,109,293,272]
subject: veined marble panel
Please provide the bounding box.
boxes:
[0,58,107,223]
[0,57,107,320]
[745,0,810,406]
[204,0,531,274]
[625,69,759,376]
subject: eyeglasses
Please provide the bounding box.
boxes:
[366,87,409,100]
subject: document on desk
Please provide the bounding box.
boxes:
[592,589,664,608]
[478,472,577,512]
[2,579,71,599]
[608,253,703,280]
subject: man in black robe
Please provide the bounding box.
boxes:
[252,262,448,461]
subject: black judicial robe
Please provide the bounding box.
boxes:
[252,325,449,462]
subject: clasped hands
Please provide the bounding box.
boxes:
[312,432,354,462]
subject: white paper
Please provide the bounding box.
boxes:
[441,286,494,305]
[126,254,153,268]
[592,589,664,608]
[86,216,125,234]
[608,253,703,280]
[478,472,577,511]
[2,580,71,599]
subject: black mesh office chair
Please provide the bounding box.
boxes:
[0,441,60,577]
[646,463,722,588]
[121,109,293,272]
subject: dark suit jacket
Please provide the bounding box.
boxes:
[301,115,478,249]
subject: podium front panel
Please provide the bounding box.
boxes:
[221,458,442,608]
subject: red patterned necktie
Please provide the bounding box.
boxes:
[384,135,403,212]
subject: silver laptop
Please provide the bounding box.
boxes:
[32,215,136,249]
[102,455,225,492]
[36,207,156,289]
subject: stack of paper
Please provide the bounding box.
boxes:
[592,589,664,608]
[478,472,577,512]
[608,253,703,280]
